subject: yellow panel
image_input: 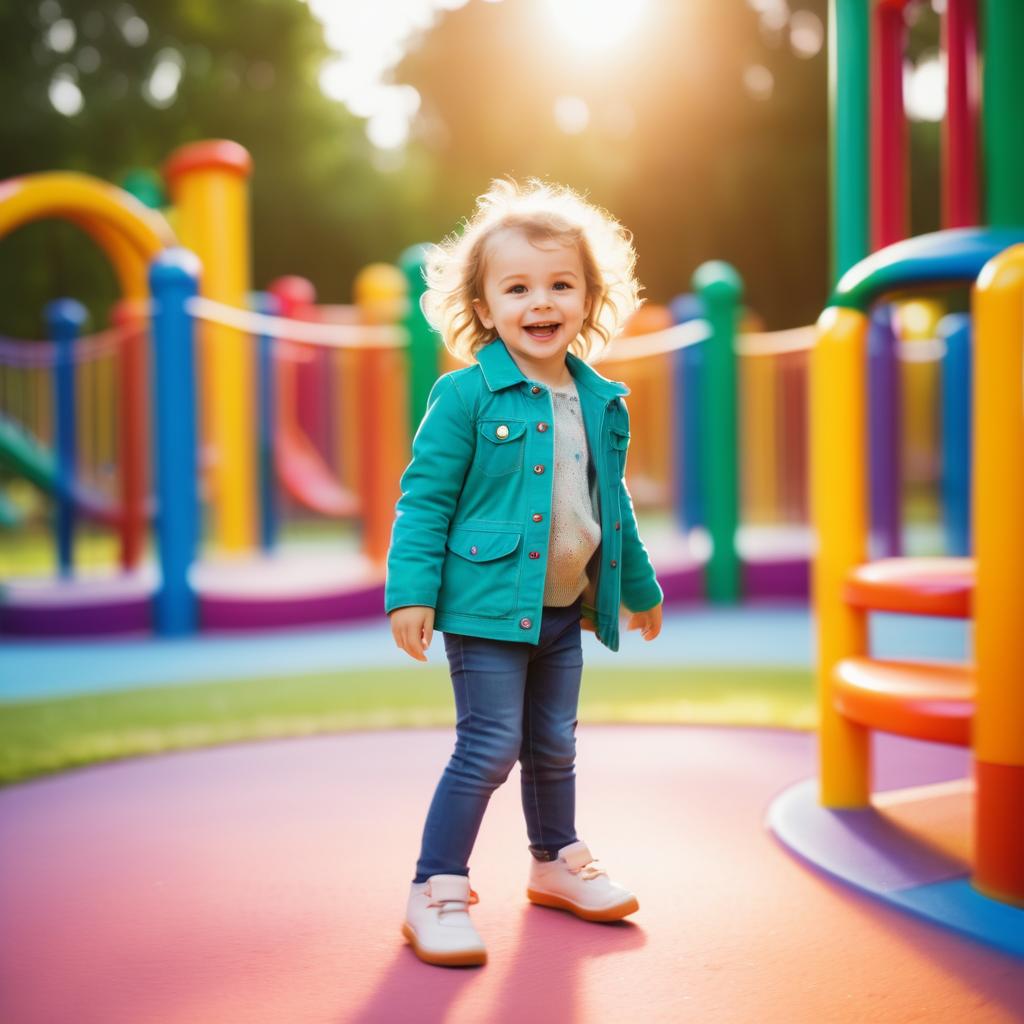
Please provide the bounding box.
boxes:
[973,246,1024,766]
[811,306,871,807]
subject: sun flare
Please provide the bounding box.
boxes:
[543,0,651,54]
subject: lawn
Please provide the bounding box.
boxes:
[0,664,814,786]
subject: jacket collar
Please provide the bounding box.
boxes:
[476,338,629,400]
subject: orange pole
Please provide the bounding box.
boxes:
[353,265,407,565]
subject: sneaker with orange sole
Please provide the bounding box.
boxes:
[526,841,639,922]
[403,874,487,967]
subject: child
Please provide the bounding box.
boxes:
[385,179,663,968]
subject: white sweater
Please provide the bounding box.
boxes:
[542,380,602,606]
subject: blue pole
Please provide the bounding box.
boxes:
[45,298,87,579]
[867,305,902,557]
[939,313,972,555]
[149,248,201,635]
[251,291,279,552]
[668,292,705,533]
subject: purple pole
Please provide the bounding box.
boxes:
[868,305,902,557]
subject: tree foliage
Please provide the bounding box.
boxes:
[0,0,942,338]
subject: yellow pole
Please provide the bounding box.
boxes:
[811,306,871,807]
[896,299,943,496]
[164,140,255,553]
[971,244,1024,905]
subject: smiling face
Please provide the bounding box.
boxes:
[472,227,593,384]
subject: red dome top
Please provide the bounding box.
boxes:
[163,140,253,185]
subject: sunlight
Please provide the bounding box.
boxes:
[543,0,650,54]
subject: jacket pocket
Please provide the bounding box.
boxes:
[475,419,527,477]
[438,525,522,618]
[609,427,630,476]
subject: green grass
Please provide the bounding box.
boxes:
[0,665,813,787]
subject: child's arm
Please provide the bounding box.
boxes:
[617,476,664,640]
[385,375,475,656]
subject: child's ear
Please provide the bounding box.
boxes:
[473,298,494,330]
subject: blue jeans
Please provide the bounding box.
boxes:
[413,600,583,883]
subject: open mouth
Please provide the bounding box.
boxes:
[523,322,561,339]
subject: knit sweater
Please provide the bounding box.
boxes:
[543,379,602,606]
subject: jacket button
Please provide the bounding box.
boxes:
[533,464,545,474]
[470,545,478,555]
[529,551,540,559]
[610,560,617,568]
[614,521,621,531]
[532,513,543,522]
[520,618,532,629]
[537,422,549,432]
[495,424,509,439]
[530,385,541,395]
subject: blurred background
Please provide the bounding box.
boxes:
[0,0,948,337]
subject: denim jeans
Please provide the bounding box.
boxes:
[413,600,583,883]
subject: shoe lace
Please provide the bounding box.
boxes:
[572,861,607,881]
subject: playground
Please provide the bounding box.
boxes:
[2,1,1024,1021]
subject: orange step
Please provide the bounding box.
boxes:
[843,558,974,618]
[833,657,973,746]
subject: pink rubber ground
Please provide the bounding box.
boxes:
[2,726,1022,1023]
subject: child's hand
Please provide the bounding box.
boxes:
[626,603,662,641]
[390,606,435,661]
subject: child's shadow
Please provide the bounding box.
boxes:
[343,941,481,1024]
[490,904,647,1023]
[344,905,646,1023]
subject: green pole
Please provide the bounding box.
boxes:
[398,244,441,437]
[829,0,871,284]
[692,260,742,603]
[120,169,166,210]
[983,0,1024,226]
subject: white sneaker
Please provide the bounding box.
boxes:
[402,874,487,967]
[527,841,639,922]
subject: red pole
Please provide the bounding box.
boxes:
[943,0,980,227]
[268,275,317,518]
[870,0,909,250]
[111,299,147,571]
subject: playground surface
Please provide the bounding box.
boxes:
[2,725,1022,1024]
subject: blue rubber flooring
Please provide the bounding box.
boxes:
[0,605,970,704]
[0,606,966,704]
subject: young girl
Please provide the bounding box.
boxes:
[385,179,663,968]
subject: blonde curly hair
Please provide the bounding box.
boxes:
[422,178,642,365]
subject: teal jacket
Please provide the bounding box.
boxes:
[384,339,663,652]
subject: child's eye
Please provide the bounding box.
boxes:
[553,281,572,290]
[507,284,527,294]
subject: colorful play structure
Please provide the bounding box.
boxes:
[0,168,962,631]
[768,0,1024,952]
[0,0,1020,947]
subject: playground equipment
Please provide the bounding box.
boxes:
[769,0,1024,953]
[811,227,1024,896]
[1,146,962,635]
[1,3,1005,642]
[164,141,255,554]
[0,171,174,569]
[0,142,420,634]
